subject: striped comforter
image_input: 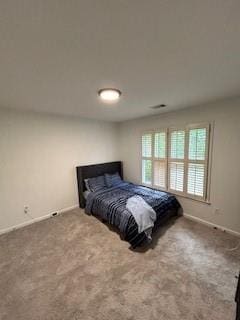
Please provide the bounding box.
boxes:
[85,182,180,247]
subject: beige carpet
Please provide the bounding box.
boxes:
[0,209,239,320]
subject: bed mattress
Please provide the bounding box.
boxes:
[85,182,180,248]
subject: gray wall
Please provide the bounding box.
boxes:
[118,98,240,234]
[0,108,119,232]
[1,97,240,235]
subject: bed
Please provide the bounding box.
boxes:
[76,161,180,248]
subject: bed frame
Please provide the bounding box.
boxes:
[76,161,123,208]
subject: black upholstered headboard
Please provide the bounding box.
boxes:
[76,161,123,208]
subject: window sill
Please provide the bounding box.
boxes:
[172,193,211,205]
[141,183,211,205]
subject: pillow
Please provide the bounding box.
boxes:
[87,175,106,192]
[84,179,91,192]
[105,172,122,188]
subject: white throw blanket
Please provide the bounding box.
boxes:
[126,195,156,240]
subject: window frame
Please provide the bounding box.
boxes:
[185,123,210,201]
[141,123,211,203]
[141,129,168,190]
[141,130,153,186]
[168,126,186,196]
[152,129,168,190]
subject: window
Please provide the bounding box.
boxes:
[153,131,167,189]
[168,129,185,193]
[141,131,167,188]
[141,124,210,201]
[186,126,209,200]
[141,133,152,185]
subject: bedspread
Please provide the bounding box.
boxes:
[85,182,180,247]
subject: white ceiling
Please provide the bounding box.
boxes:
[0,1,240,122]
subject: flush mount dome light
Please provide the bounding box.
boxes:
[98,88,121,102]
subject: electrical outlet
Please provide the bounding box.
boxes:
[24,206,29,214]
[214,208,220,214]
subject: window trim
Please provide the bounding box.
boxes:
[185,123,210,201]
[141,122,212,203]
[141,130,154,186]
[141,129,168,190]
[168,126,186,196]
[152,129,168,190]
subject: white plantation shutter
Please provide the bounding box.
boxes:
[186,126,209,199]
[142,159,152,184]
[153,131,167,189]
[187,163,205,196]
[154,161,166,188]
[168,129,185,194]
[141,124,210,201]
[170,130,185,159]
[154,132,166,158]
[169,162,184,192]
[142,131,167,189]
[188,128,206,160]
[141,133,152,185]
[142,133,152,157]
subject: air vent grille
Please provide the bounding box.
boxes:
[150,104,166,109]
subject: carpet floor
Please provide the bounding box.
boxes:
[0,209,239,320]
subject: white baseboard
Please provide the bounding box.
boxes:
[0,205,79,236]
[59,205,78,214]
[183,212,240,237]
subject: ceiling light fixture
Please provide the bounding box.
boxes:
[98,88,121,102]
